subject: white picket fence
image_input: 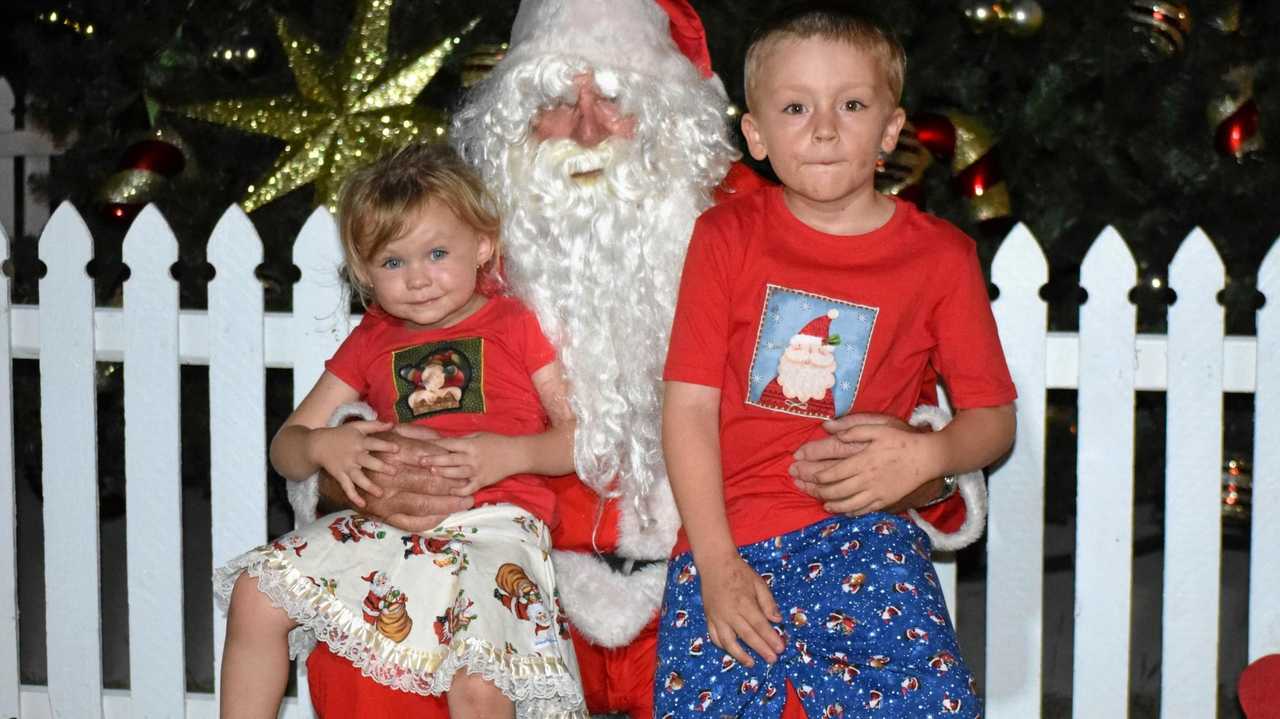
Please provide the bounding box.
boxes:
[0,78,58,244]
[0,201,1277,718]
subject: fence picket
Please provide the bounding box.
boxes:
[207,205,266,706]
[291,207,350,400]
[987,224,1047,718]
[0,221,19,717]
[285,206,348,715]
[1073,228,1137,717]
[38,202,104,717]
[1250,238,1280,661]
[1162,229,1224,716]
[0,79,14,237]
[122,205,186,716]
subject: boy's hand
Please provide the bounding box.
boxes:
[308,420,398,509]
[419,432,520,495]
[698,556,784,668]
[792,420,940,515]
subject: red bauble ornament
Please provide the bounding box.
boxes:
[98,127,189,223]
[882,111,1012,226]
[1209,67,1263,161]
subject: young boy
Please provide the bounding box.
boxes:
[657,5,1015,717]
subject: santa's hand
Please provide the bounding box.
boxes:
[354,427,475,531]
[699,555,784,668]
[419,432,517,495]
[791,422,938,515]
[790,413,922,511]
[386,424,447,464]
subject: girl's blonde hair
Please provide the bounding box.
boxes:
[337,142,503,303]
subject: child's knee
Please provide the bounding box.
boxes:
[448,670,511,713]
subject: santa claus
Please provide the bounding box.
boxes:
[294,0,988,716]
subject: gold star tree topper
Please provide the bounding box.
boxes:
[178,0,476,211]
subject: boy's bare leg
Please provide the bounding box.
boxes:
[448,670,515,719]
[220,573,298,719]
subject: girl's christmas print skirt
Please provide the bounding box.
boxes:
[214,503,586,717]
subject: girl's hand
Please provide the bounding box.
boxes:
[307,420,398,508]
[419,432,521,495]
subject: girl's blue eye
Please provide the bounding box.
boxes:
[782,103,805,114]
[381,257,402,269]
[430,248,448,261]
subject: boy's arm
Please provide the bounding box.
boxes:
[801,403,1014,514]
[927,403,1016,476]
[422,361,576,490]
[664,380,784,668]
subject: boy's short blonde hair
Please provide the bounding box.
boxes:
[337,142,502,303]
[744,4,906,111]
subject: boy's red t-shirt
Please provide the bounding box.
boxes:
[325,295,560,526]
[663,188,1017,554]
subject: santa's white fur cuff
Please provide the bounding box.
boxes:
[906,404,988,552]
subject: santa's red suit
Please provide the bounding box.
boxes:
[295,1,987,716]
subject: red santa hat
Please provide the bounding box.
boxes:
[507,0,720,86]
[793,309,839,346]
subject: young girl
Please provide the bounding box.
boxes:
[214,142,586,718]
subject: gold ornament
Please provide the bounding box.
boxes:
[176,0,477,211]
[1127,1,1192,60]
[947,112,1012,224]
[97,126,192,222]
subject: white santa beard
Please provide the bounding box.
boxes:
[777,353,837,402]
[500,137,697,513]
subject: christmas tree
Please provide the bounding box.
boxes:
[4,0,1275,332]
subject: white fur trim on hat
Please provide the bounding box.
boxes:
[508,0,703,85]
[286,401,378,526]
[906,404,988,552]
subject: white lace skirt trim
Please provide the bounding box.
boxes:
[213,506,586,716]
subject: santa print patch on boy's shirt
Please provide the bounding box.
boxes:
[391,336,485,423]
[746,285,877,420]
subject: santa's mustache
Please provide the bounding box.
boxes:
[538,138,617,179]
[523,137,654,206]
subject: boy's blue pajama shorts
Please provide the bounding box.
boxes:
[655,513,982,718]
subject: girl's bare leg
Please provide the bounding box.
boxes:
[220,573,298,719]
[448,670,516,719]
